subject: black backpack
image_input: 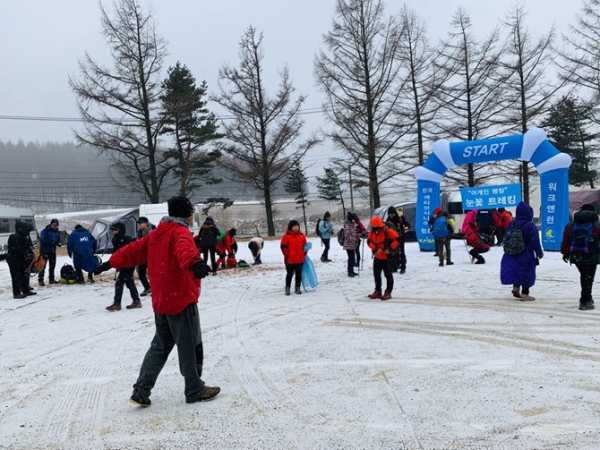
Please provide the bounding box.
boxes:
[60,264,77,284]
[569,221,595,261]
[476,210,493,230]
[503,221,526,255]
[337,228,345,246]
[315,218,322,237]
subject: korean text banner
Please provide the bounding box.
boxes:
[459,184,522,210]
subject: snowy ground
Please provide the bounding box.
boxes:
[1,235,600,449]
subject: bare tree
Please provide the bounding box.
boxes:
[433,7,506,187]
[69,0,169,203]
[212,26,318,236]
[499,1,560,203]
[314,0,410,211]
[396,5,441,168]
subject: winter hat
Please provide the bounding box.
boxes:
[50,219,59,226]
[137,216,149,224]
[434,207,442,214]
[74,224,84,230]
[110,222,126,235]
[387,206,397,217]
[581,203,596,212]
[498,207,506,213]
[229,228,237,237]
[168,196,194,219]
[203,217,215,226]
[370,216,385,228]
[347,212,359,222]
[441,211,449,218]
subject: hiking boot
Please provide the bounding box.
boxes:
[24,291,37,296]
[381,292,392,301]
[511,287,521,299]
[140,288,151,297]
[129,389,151,407]
[106,303,122,311]
[126,300,142,309]
[220,263,226,270]
[520,294,535,301]
[325,259,332,262]
[439,262,444,267]
[320,256,326,263]
[400,269,406,274]
[211,271,217,276]
[38,280,45,287]
[87,278,95,284]
[295,287,302,295]
[285,287,291,296]
[368,291,382,299]
[348,272,356,277]
[446,261,454,266]
[49,279,59,284]
[433,253,439,257]
[579,302,595,310]
[186,386,221,403]
[13,294,27,299]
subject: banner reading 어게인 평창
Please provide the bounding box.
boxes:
[459,184,522,210]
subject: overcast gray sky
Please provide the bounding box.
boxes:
[0,0,578,155]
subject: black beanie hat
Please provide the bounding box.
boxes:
[168,196,194,219]
[229,228,237,237]
[581,203,596,212]
[50,219,59,225]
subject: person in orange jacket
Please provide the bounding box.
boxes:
[216,228,236,269]
[367,216,399,300]
[280,220,307,295]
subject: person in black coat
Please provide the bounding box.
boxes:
[7,221,36,299]
[195,217,220,275]
[136,216,156,296]
[387,206,411,274]
[105,222,141,311]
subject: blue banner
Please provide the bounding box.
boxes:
[450,135,524,166]
[540,169,570,251]
[415,180,440,251]
[459,184,522,210]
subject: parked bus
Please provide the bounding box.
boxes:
[0,206,38,257]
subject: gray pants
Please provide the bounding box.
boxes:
[133,303,205,401]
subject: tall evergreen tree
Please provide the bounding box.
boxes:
[160,62,223,197]
[284,163,311,235]
[543,96,598,188]
[316,167,346,218]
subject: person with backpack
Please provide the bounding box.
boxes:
[367,216,399,300]
[497,208,512,245]
[343,213,361,277]
[67,224,99,284]
[195,217,220,275]
[500,201,543,301]
[349,212,367,268]
[280,220,307,295]
[432,211,455,267]
[38,218,62,286]
[103,223,141,311]
[560,203,600,310]
[136,217,156,297]
[317,211,334,263]
[94,196,220,406]
[465,225,491,264]
[387,206,411,274]
[248,236,264,265]
[429,207,442,257]
[7,221,36,299]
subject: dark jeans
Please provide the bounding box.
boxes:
[355,239,362,267]
[137,262,150,290]
[435,237,452,263]
[285,263,303,288]
[399,240,407,271]
[8,261,29,296]
[346,249,356,275]
[75,267,94,283]
[114,273,139,304]
[576,264,597,303]
[373,258,393,294]
[134,303,205,401]
[202,247,217,273]
[39,252,56,281]
[321,239,330,261]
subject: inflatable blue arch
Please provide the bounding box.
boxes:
[414,128,572,252]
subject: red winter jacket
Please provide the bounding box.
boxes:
[216,232,233,256]
[109,218,201,315]
[465,229,490,252]
[280,230,307,264]
[367,217,399,260]
[500,211,513,229]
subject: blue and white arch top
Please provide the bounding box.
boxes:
[413,128,572,252]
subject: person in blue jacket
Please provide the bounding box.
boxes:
[67,224,100,284]
[318,211,335,262]
[500,201,543,301]
[38,219,62,286]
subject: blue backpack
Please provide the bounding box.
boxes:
[432,217,449,238]
[570,221,595,259]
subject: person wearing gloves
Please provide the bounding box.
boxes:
[38,218,62,286]
[67,224,99,284]
[280,219,307,295]
[248,236,264,265]
[367,216,399,300]
[94,196,220,406]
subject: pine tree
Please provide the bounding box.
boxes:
[160,62,223,197]
[543,96,598,188]
[316,168,346,218]
[284,164,311,235]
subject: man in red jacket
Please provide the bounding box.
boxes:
[367,216,399,300]
[95,196,220,406]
